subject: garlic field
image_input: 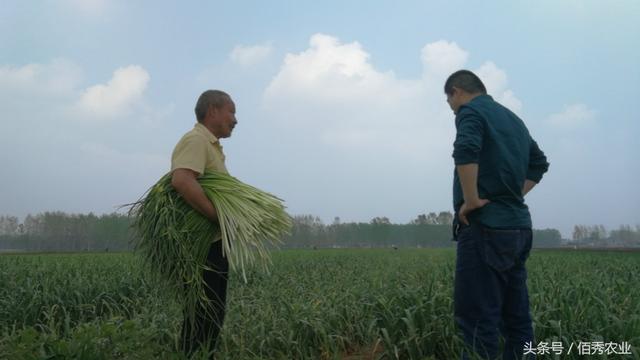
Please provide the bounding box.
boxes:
[1,249,638,359]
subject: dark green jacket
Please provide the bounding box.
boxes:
[452,95,549,228]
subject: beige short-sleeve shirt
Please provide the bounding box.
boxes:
[171,123,228,175]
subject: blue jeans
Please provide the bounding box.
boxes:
[454,224,535,360]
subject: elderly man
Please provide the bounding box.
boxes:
[171,90,237,355]
[445,70,549,360]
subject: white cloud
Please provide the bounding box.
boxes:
[77,65,150,119]
[421,40,469,79]
[546,103,596,129]
[0,59,83,142]
[258,34,527,222]
[476,62,507,92]
[475,61,522,112]
[0,58,83,97]
[0,59,171,219]
[265,34,402,104]
[264,33,426,150]
[418,46,523,112]
[0,61,162,127]
[229,43,273,66]
[263,34,521,151]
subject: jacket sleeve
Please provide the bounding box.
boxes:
[452,108,484,165]
[527,137,549,182]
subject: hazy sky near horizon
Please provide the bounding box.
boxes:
[1,1,639,237]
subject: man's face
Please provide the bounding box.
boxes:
[210,99,237,138]
[446,88,462,115]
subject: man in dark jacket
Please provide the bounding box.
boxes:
[445,70,549,360]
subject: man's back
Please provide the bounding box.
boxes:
[452,95,548,228]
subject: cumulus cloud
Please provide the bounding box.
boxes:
[418,44,523,112]
[263,33,426,150]
[476,61,522,112]
[262,34,524,222]
[263,34,520,153]
[0,59,170,219]
[77,65,150,119]
[421,40,469,79]
[258,34,528,221]
[546,103,596,129]
[0,59,174,216]
[265,34,407,104]
[0,58,82,97]
[1,61,156,125]
[229,43,273,66]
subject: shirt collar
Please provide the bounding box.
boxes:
[471,94,493,103]
[194,122,219,145]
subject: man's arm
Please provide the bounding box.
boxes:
[456,163,490,225]
[171,168,218,222]
[527,138,549,186]
[522,137,548,197]
[453,109,489,225]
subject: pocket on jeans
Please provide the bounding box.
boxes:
[482,228,521,272]
[455,225,481,271]
[456,225,474,248]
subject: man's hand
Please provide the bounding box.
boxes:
[456,163,489,225]
[458,197,490,225]
[522,179,537,196]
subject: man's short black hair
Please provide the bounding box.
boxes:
[194,90,231,122]
[444,70,487,96]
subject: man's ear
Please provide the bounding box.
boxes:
[206,105,217,118]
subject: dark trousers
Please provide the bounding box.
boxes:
[181,240,229,356]
[454,224,535,360]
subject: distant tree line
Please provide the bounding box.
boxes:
[3,212,637,252]
[569,224,640,247]
[285,214,454,248]
[0,213,133,252]
[285,213,565,249]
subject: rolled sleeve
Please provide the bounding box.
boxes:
[452,109,484,165]
[527,138,549,182]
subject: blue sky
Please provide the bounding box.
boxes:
[1,0,639,237]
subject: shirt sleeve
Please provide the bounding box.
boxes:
[171,134,208,175]
[527,137,549,183]
[452,108,484,165]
